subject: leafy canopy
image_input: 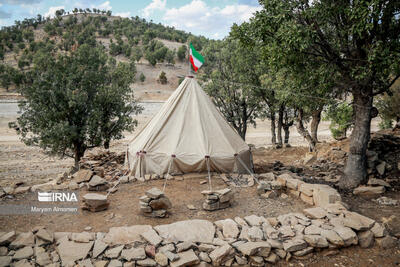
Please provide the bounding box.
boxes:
[10,44,142,166]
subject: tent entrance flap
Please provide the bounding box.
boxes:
[127,77,253,177]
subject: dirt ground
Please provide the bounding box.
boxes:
[0,177,312,232]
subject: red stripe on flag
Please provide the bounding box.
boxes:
[189,55,199,72]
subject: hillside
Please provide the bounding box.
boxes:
[0,10,209,101]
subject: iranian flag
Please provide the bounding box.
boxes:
[189,43,204,72]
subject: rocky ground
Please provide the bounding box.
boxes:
[0,173,399,267]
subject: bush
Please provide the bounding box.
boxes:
[139,73,145,82]
[177,45,186,61]
[323,103,353,140]
[158,71,167,84]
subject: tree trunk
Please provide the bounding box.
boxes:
[73,142,86,171]
[283,126,290,144]
[241,123,247,141]
[296,108,316,152]
[340,89,373,189]
[277,105,284,148]
[270,111,276,145]
[311,107,322,143]
[394,116,400,131]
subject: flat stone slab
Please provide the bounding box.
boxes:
[353,186,385,196]
[73,169,93,183]
[145,188,164,199]
[57,239,94,265]
[141,228,163,247]
[303,207,328,219]
[13,246,33,260]
[10,232,35,249]
[103,225,152,245]
[209,244,234,265]
[341,212,375,231]
[235,241,271,256]
[283,239,307,252]
[214,219,239,239]
[170,249,199,267]
[154,220,215,243]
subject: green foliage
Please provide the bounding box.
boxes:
[139,73,145,82]
[158,71,167,84]
[131,47,143,62]
[177,45,187,61]
[165,49,175,64]
[144,40,170,66]
[201,39,263,139]
[9,44,142,166]
[324,103,353,140]
[376,83,400,129]
[378,119,392,130]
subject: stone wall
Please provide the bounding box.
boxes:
[0,202,397,267]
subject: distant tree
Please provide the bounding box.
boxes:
[158,71,167,84]
[145,51,157,66]
[165,49,175,64]
[0,65,13,91]
[55,9,64,17]
[9,44,142,169]
[139,73,145,82]
[177,45,186,61]
[324,103,353,140]
[131,47,142,62]
[376,82,400,130]
[202,39,262,139]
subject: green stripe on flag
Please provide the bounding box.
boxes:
[190,43,204,63]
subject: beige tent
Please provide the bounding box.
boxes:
[126,77,253,177]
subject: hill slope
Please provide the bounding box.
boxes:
[0,11,209,101]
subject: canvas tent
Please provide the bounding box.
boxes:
[126,77,253,177]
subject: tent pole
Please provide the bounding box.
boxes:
[188,42,191,76]
[163,157,173,192]
[236,155,260,185]
[206,157,212,191]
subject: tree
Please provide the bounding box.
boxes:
[139,73,145,83]
[201,39,262,139]
[131,47,143,62]
[376,81,400,130]
[233,0,400,188]
[177,45,187,61]
[165,49,175,64]
[324,103,353,140]
[9,44,142,169]
[158,71,167,84]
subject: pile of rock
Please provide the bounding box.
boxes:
[202,188,233,211]
[139,188,172,218]
[220,173,254,187]
[82,193,110,212]
[256,175,283,199]
[87,175,109,191]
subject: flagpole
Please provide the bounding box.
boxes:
[187,42,191,77]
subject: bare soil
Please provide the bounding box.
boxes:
[0,176,311,232]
